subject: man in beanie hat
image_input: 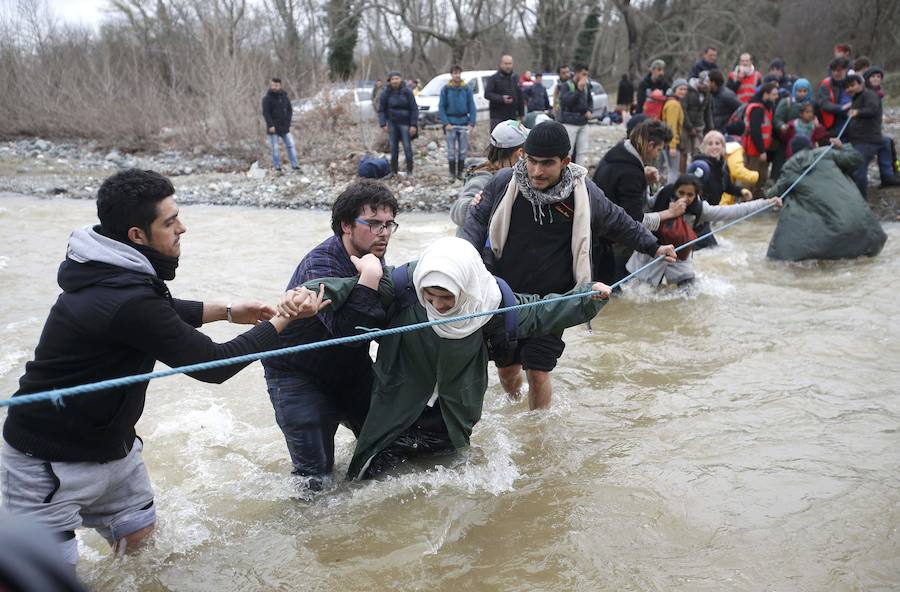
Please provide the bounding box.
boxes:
[637,59,670,114]
[462,121,676,409]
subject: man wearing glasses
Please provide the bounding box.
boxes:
[262,180,399,492]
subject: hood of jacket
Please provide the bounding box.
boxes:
[59,225,158,293]
[605,139,645,170]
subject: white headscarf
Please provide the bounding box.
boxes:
[412,237,502,340]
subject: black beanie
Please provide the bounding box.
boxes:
[523,121,571,158]
[626,113,648,136]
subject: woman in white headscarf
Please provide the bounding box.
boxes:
[284,237,611,480]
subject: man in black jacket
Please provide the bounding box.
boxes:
[461,121,675,410]
[261,77,299,173]
[559,63,593,166]
[0,169,322,565]
[592,118,672,282]
[844,74,900,196]
[636,59,669,113]
[485,55,524,131]
[708,69,741,131]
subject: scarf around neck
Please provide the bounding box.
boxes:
[512,159,586,225]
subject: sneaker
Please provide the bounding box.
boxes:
[291,166,300,172]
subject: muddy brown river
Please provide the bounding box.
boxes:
[1,194,898,591]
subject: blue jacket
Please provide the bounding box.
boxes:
[439,81,476,126]
[379,85,418,127]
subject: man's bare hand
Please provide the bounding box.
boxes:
[590,282,612,300]
[656,244,677,263]
[644,166,660,184]
[230,301,276,324]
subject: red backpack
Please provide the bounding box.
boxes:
[643,89,665,119]
[656,217,697,260]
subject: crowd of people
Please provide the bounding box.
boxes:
[0,43,893,583]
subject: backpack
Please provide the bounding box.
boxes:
[390,262,519,352]
[656,217,697,261]
[643,90,665,119]
[727,102,749,127]
[358,155,390,178]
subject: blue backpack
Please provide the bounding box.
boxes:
[358,155,390,178]
[389,263,519,353]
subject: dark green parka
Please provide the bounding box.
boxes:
[304,261,607,479]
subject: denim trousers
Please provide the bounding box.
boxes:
[445,126,470,161]
[388,120,413,171]
[268,132,298,169]
[264,369,371,478]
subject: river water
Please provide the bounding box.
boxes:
[1,194,898,591]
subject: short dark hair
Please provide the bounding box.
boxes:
[573,63,589,74]
[557,64,569,74]
[450,64,462,74]
[534,72,543,78]
[829,57,850,71]
[708,69,725,86]
[799,102,815,112]
[97,169,175,239]
[704,46,716,54]
[674,174,702,196]
[760,81,779,95]
[331,179,399,237]
[853,56,870,71]
[846,74,864,87]
[271,77,282,83]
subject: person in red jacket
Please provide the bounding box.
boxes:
[742,82,780,196]
[728,53,763,104]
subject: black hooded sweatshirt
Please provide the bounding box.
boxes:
[592,140,647,223]
[3,226,279,462]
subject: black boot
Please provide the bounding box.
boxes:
[456,159,466,181]
[406,160,414,178]
[447,160,457,182]
[390,159,398,177]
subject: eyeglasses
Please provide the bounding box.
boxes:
[355,218,399,235]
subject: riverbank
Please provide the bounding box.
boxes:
[2,117,899,220]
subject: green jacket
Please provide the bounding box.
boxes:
[767,145,886,260]
[303,261,607,479]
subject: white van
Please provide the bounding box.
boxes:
[415,70,496,125]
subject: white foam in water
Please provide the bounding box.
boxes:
[619,271,736,304]
[0,255,9,271]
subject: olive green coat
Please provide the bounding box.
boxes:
[304,261,607,479]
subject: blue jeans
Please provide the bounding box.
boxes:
[268,132,298,169]
[388,121,413,172]
[445,126,470,161]
[264,370,371,479]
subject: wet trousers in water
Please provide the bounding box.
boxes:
[362,403,455,479]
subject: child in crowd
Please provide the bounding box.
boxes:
[285,237,612,480]
[626,174,780,287]
[781,103,828,158]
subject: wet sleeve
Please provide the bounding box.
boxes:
[591,185,659,255]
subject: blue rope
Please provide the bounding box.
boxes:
[0,118,853,409]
